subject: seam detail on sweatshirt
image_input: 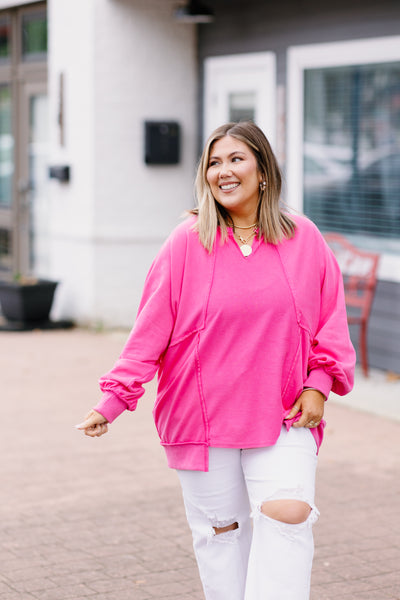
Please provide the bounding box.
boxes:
[203,242,217,325]
[195,340,210,448]
[281,337,301,401]
[168,232,216,349]
[274,245,303,326]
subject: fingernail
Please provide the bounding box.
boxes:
[75,423,84,429]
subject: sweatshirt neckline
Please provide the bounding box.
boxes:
[226,226,262,258]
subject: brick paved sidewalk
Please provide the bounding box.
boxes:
[0,329,399,599]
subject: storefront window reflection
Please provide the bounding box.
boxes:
[22,10,47,61]
[0,85,13,208]
[0,17,11,61]
[303,63,400,239]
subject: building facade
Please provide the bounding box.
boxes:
[0,0,198,328]
[0,0,399,372]
[199,0,400,373]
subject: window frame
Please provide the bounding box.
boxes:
[286,35,400,283]
[0,1,46,277]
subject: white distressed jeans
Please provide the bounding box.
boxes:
[177,426,319,600]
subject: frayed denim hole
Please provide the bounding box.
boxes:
[251,491,320,542]
[258,506,319,541]
[206,517,240,545]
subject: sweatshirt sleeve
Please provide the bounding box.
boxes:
[303,230,356,398]
[93,225,186,422]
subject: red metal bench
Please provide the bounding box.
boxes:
[323,232,380,377]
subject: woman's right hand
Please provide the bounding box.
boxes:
[75,410,109,437]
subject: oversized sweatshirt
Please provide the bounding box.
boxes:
[94,214,356,471]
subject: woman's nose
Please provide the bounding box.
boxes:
[219,162,233,177]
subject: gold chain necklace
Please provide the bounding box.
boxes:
[232,222,258,230]
[233,227,257,257]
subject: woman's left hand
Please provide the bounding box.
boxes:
[285,389,325,428]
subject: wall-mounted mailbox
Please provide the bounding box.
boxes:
[144,121,180,165]
[49,165,70,182]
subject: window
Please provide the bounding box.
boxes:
[22,9,47,61]
[0,16,11,61]
[228,91,256,123]
[0,84,13,207]
[0,228,12,272]
[303,63,400,239]
[0,3,47,279]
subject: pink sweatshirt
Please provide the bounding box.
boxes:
[94,215,355,471]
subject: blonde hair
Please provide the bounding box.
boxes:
[191,121,296,252]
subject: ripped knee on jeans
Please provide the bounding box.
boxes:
[252,487,320,531]
[213,521,239,535]
[207,518,240,543]
[261,499,311,524]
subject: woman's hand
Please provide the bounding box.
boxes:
[285,389,325,428]
[75,410,109,437]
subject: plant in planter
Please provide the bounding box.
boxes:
[0,274,59,329]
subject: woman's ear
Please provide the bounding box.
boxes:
[259,173,267,191]
[258,170,266,183]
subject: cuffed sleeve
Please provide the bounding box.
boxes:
[94,225,187,421]
[93,391,128,423]
[303,369,333,400]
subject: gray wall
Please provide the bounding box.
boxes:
[364,281,400,373]
[198,0,400,82]
[198,0,400,373]
[197,0,400,132]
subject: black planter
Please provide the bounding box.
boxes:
[0,279,58,324]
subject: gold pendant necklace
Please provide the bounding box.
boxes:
[240,244,252,257]
[235,228,256,257]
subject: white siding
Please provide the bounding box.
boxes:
[47,0,96,323]
[92,0,197,326]
[47,0,197,326]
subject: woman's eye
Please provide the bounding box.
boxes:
[208,161,219,167]
[232,156,242,162]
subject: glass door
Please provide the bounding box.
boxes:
[203,52,277,147]
[0,2,47,280]
[0,11,14,276]
[0,82,14,275]
[18,81,48,276]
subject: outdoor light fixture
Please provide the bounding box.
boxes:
[174,1,214,23]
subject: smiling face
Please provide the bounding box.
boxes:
[206,135,263,223]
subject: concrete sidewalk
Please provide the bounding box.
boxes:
[0,328,399,599]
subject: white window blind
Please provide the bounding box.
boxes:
[303,62,400,240]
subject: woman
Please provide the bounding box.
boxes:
[76,122,355,599]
